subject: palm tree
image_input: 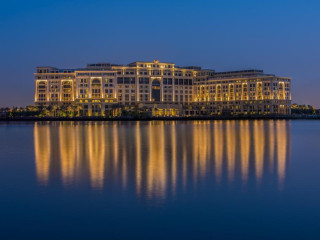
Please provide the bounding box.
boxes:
[51,104,58,117]
[72,104,80,117]
[66,104,73,117]
[39,106,50,117]
[58,104,68,117]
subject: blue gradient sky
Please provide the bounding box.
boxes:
[1,0,320,107]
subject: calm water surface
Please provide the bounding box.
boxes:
[0,120,320,239]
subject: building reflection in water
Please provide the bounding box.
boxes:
[240,121,250,184]
[254,120,264,183]
[59,124,77,185]
[34,124,51,185]
[34,120,291,197]
[214,121,223,182]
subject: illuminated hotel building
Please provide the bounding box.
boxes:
[34,60,291,116]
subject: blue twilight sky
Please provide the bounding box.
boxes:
[1,0,320,107]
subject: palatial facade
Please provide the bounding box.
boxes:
[34,60,291,116]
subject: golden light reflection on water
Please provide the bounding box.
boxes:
[87,124,105,189]
[135,122,142,195]
[34,120,291,197]
[254,121,265,183]
[59,124,76,185]
[192,121,210,182]
[147,122,166,199]
[171,123,177,194]
[277,121,289,189]
[268,121,275,173]
[214,121,223,182]
[240,121,250,183]
[34,124,51,185]
[226,121,236,181]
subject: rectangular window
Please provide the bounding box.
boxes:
[124,78,130,84]
[117,78,123,84]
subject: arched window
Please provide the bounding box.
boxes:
[151,79,161,102]
[38,81,47,89]
[91,78,101,87]
[62,82,72,92]
[91,78,101,98]
[62,81,73,101]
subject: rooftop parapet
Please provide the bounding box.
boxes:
[86,63,112,70]
[36,67,75,73]
[213,69,274,79]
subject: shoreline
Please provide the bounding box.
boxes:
[1,115,320,121]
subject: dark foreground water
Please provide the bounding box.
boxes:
[0,120,320,240]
